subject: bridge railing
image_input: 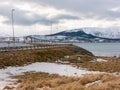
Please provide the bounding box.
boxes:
[0,43,72,52]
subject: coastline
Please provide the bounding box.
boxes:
[0,45,93,69]
[0,44,120,90]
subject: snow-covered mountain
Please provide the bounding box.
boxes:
[79,27,120,39]
[57,27,120,39]
[26,27,120,43]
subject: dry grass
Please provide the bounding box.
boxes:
[59,54,120,73]
[0,45,93,69]
[87,75,120,90]
[2,44,120,89]
[1,45,120,89]
[64,55,95,63]
[78,57,120,73]
[8,72,120,90]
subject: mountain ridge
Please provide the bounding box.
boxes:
[65,27,120,39]
[25,27,120,43]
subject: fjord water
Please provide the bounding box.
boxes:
[75,43,120,57]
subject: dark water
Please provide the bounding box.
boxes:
[75,43,120,57]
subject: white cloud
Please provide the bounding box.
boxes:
[0,0,120,36]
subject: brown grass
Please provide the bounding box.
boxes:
[1,45,120,89]
[65,55,95,63]
[0,45,93,69]
[78,57,120,73]
[8,72,120,90]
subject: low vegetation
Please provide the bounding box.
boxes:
[76,57,120,73]
[56,54,120,73]
[6,72,120,90]
[0,45,93,68]
[1,44,120,90]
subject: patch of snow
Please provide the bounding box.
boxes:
[113,72,119,76]
[90,58,107,62]
[37,86,51,90]
[85,80,101,87]
[0,62,104,90]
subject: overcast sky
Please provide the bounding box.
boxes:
[0,0,120,36]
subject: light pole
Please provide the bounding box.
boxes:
[51,21,52,35]
[50,21,52,43]
[11,9,15,47]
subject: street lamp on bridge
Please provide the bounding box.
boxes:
[11,9,15,47]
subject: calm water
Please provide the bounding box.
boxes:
[75,43,120,57]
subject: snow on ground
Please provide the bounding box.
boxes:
[0,62,104,90]
[90,58,107,62]
[85,80,101,88]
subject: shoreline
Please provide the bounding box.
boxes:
[0,45,120,90]
[0,45,93,69]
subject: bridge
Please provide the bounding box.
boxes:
[0,42,72,52]
[24,35,51,43]
[0,35,73,51]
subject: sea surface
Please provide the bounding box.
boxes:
[74,43,120,57]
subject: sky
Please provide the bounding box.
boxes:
[0,0,120,36]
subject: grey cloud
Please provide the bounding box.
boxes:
[26,0,120,20]
[3,11,56,26]
[52,14,79,20]
[0,4,52,25]
[107,10,120,19]
[3,12,80,26]
[0,4,79,26]
[1,0,120,26]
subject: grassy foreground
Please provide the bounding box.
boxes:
[0,45,93,68]
[5,72,120,90]
[73,56,120,73]
[1,45,120,90]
